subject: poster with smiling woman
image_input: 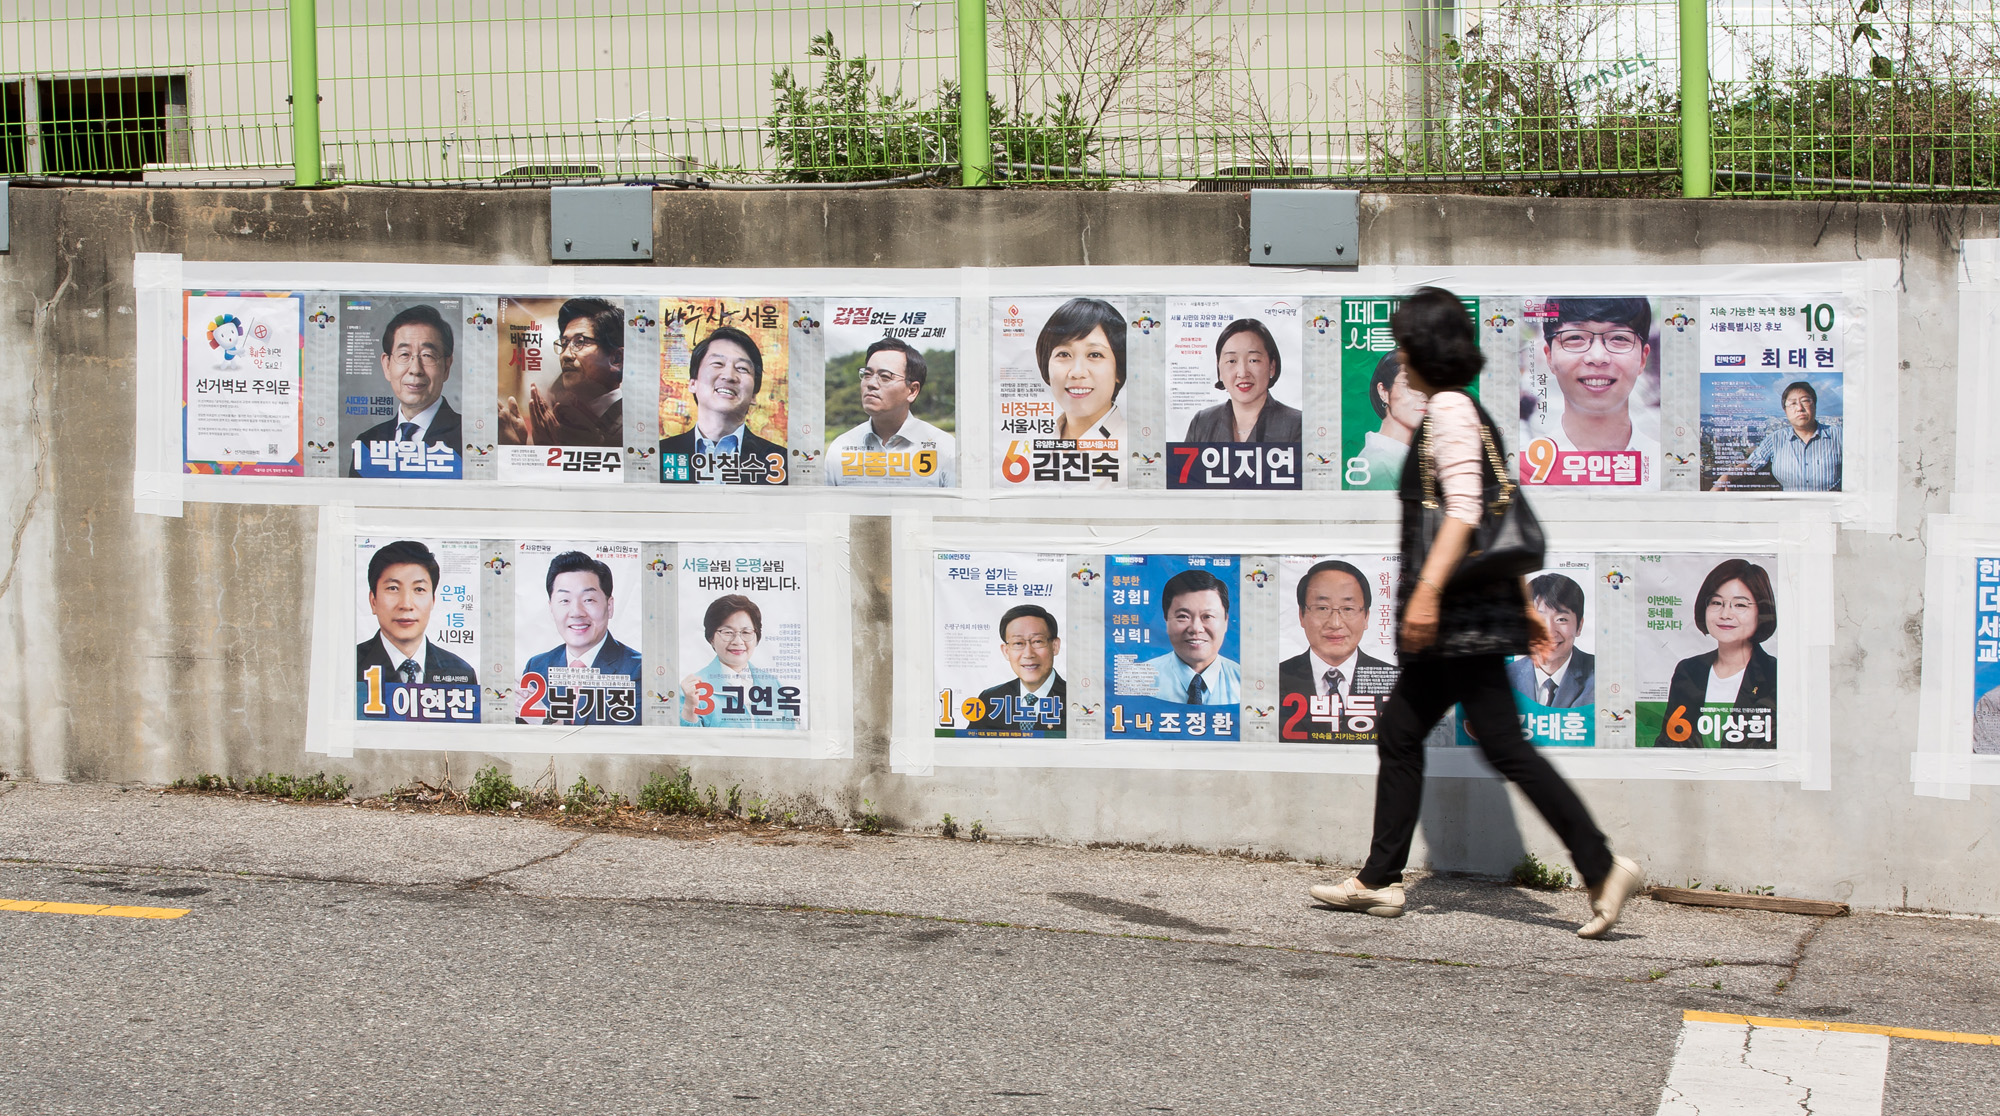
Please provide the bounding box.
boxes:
[990,296,1131,490]
[1163,297,1304,490]
[1635,553,1779,748]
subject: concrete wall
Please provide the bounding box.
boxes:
[1,185,1995,913]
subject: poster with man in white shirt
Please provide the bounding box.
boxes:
[1278,555,1401,744]
[1502,558,1597,746]
[354,537,480,723]
[822,299,957,487]
[1518,295,1661,490]
[340,297,465,479]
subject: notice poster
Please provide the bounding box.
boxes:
[1276,555,1402,743]
[1105,554,1240,741]
[991,297,1129,489]
[932,552,1068,738]
[676,545,808,730]
[1519,295,1661,489]
[1162,297,1304,490]
[494,297,627,484]
[1501,556,1598,746]
[1339,296,1471,492]
[1975,558,2000,756]
[1700,297,1844,493]
[822,298,958,487]
[1635,554,1778,748]
[659,297,791,485]
[512,541,644,725]
[338,296,464,480]
[183,291,304,474]
[353,536,480,723]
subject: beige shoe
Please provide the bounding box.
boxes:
[1577,855,1643,939]
[1309,877,1406,918]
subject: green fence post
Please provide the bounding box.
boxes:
[957,0,992,187]
[1678,0,1711,198]
[289,0,322,186]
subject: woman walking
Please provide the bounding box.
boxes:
[1310,288,1643,939]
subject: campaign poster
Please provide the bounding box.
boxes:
[1518,295,1661,490]
[1105,554,1241,741]
[1503,556,1598,746]
[1634,553,1779,748]
[1699,297,1844,492]
[676,544,808,730]
[1338,295,1477,491]
[512,541,644,725]
[1974,558,2000,756]
[822,298,958,487]
[183,291,304,475]
[1276,555,1402,743]
[494,297,627,484]
[1162,297,1304,490]
[338,296,464,480]
[353,536,480,723]
[933,552,1067,738]
[991,296,1129,490]
[659,297,791,485]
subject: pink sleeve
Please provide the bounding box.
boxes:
[1427,392,1485,526]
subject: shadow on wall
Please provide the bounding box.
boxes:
[1418,767,1531,880]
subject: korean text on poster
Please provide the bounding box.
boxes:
[677,545,808,729]
[1163,298,1304,490]
[1634,553,1778,749]
[494,297,627,484]
[659,297,791,485]
[1518,295,1661,489]
[1339,296,1477,492]
[1105,555,1241,741]
[513,542,644,725]
[1700,297,1844,493]
[1277,555,1402,743]
[339,296,465,480]
[823,298,958,487]
[991,297,1129,489]
[1973,558,2000,755]
[354,537,480,723]
[184,291,304,475]
[933,552,1068,738]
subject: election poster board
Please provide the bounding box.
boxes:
[659,297,791,485]
[932,552,1068,738]
[338,295,464,480]
[1518,295,1662,490]
[1105,554,1242,741]
[512,540,645,726]
[821,298,958,487]
[991,297,1130,490]
[1162,297,1305,490]
[675,544,809,730]
[1699,297,1845,493]
[1276,555,1401,744]
[494,297,627,484]
[1634,553,1780,748]
[353,536,481,723]
[183,291,304,475]
[1974,556,2000,757]
[1498,556,1598,747]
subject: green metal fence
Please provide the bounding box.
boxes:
[1,0,1995,197]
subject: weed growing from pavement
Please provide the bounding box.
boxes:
[638,769,703,815]
[468,766,529,812]
[1510,853,1574,891]
[858,799,884,834]
[169,772,351,801]
[562,776,623,816]
[939,813,959,838]
[968,819,987,842]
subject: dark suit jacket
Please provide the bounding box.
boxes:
[1180,397,1304,444]
[968,673,1066,736]
[347,399,463,477]
[1506,649,1596,708]
[1653,644,1777,748]
[356,635,477,685]
[1278,649,1398,702]
[522,635,643,726]
[659,427,790,485]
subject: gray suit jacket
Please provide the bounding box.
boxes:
[1506,649,1595,708]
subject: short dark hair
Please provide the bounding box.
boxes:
[1213,317,1281,390]
[1782,380,1817,406]
[1298,559,1371,614]
[1529,572,1585,622]
[1540,296,1652,343]
[558,297,624,355]
[690,325,765,396]
[545,550,613,598]
[1694,558,1777,644]
[703,593,763,641]
[381,304,455,361]
[368,540,439,596]
[1035,297,1127,395]
[998,604,1059,643]
[1368,351,1401,418]
[1161,568,1231,619]
[864,336,928,392]
[1391,287,1485,390]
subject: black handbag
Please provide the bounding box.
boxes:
[1415,395,1546,588]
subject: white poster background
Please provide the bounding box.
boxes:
[512,540,645,684]
[1276,554,1401,668]
[1163,297,1305,442]
[675,543,811,730]
[933,552,1068,733]
[351,536,481,677]
[183,292,303,466]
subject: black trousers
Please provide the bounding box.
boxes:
[1359,655,1614,889]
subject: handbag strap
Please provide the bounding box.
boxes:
[1420,391,1517,512]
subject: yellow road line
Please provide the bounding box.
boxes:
[1685,1009,2000,1046]
[0,898,189,920]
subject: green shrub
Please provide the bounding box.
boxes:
[637,769,705,816]
[467,765,527,812]
[1511,853,1574,890]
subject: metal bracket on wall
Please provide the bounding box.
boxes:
[549,184,653,261]
[1247,188,1358,267]
[0,182,9,253]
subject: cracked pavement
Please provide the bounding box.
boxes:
[1,781,1995,1114]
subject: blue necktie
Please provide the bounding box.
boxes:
[398,422,419,442]
[1186,674,1207,705]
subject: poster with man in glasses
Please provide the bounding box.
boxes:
[1518,295,1662,490]
[822,298,958,487]
[494,296,627,483]
[1277,555,1401,744]
[933,552,1067,738]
